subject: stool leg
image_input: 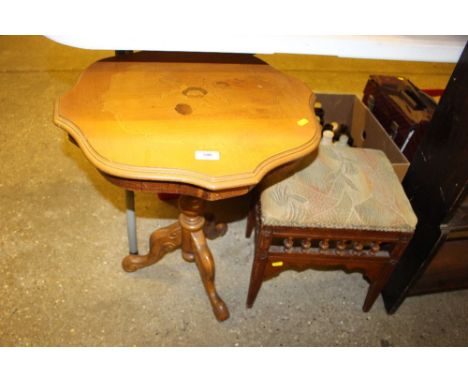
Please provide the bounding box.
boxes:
[246,228,272,308]
[363,239,411,312]
[245,207,255,238]
[362,264,395,312]
[125,190,138,255]
[245,192,258,239]
[246,255,268,308]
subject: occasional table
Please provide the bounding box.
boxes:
[54,52,320,321]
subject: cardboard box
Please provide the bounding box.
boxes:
[315,93,410,182]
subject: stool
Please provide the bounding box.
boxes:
[245,145,417,312]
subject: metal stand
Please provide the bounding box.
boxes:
[125,190,138,255]
[116,49,138,255]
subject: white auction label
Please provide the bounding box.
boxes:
[195,150,220,161]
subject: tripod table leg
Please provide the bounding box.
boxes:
[178,195,230,321]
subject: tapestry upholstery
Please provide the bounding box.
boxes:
[261,145,417,232]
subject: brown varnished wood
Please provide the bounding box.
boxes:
[122,194,229,321]
[191,230,229,321]
[54,55,320,191]
[202,213,228,240]
[105,171,229,246]
[263,254,390,280]
[246,202,413,312]
[179,196,229,321]
[267,226,412,242]
[407,239,468,295]
[102,172,251,201]
[122,222,182,272]
[246,226,273,308]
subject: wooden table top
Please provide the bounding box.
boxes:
[54,55,320,190]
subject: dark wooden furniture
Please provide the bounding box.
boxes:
[245,145,416,312]
[382,43,468,313]
[246,205,413,312]
[409,200,468,295]
[362,75,436,162]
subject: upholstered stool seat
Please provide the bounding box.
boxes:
[246,145,417,312]
[261,145,417,232]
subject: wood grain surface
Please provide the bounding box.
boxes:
[55,58,320,190]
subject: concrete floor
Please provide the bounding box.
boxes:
[0,35,467,346]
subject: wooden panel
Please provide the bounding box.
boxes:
[101,172,251,201]
[409,239,468,295]
[382,42,468,313]
[54,52,320,190]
